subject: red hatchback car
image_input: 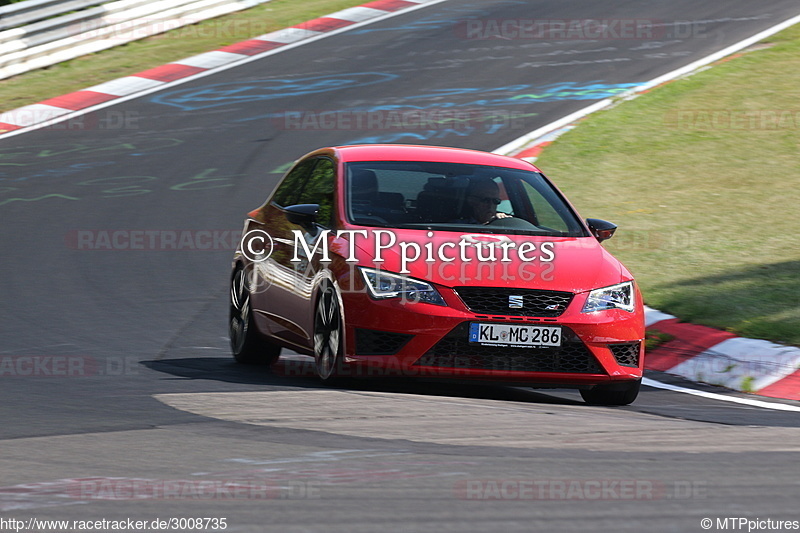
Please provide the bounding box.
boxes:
[230,145,644,405]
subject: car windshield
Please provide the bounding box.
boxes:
[345,161,588,237]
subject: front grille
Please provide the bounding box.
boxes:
[454,287,573,317]
[609,342,640,367]
[355,328,413,355]
[413,323,603,373]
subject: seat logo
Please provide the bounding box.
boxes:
[508,295,524,309]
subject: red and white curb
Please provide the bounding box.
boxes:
[645,307,800,401]
[0,0,441,136]
[513,124,575,161]
[496,12,800,403]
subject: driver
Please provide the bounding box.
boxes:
[463,178,512,224]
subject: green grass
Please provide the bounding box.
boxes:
[644,330,675,352]
[536,24,800,346]
[0,0,368,112]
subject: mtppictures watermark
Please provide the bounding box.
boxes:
[240,229,555,274]
[700,518,800,531]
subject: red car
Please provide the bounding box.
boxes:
[230,145,644,405]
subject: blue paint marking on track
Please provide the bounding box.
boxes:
[150,73,399,111]
[0,194,79,206]
[236,81,642,124]
[345,128,476,145]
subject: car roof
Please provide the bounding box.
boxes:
[332,144,540,171]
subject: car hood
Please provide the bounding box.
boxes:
[334,227,628,294]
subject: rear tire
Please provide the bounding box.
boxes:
[580,379,640,406]
[229,266,281,365]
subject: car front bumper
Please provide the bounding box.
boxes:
[340,288,644,386]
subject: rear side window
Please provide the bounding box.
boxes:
[295,158,336,228]
[272,158,317,208]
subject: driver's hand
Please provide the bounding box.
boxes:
[484,213,512,224]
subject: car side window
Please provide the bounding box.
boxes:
[519,179,571,233]
[271,158,317,208]
[295,158,336,228]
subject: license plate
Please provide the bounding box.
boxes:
[469,323,561,347]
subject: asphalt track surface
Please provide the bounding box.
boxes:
[2,1,800,531]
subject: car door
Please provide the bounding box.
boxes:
[251,156,337,351]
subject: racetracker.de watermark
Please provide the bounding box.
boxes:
[66,478,320,500]
[0,356,138,377]
[71,18,273,41]
[0,110,140,131]
[273,356,532,378]
[454,479,707,500]
[664,109,800,130]
[65,230,242,251]
[454,18,707,40]
[272,109,532,131]
[0,517,229,531]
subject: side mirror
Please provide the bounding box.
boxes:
[283,204,320,233]
[586,218,617,242]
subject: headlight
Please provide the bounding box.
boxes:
[359,267,446,306]
[582,281,635,313]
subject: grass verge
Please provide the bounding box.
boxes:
[0,0,368,112]
[644,330,675,352]
[536,24,800,346]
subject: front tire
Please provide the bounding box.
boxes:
[229,266,281,365]
[313,283,344,382]
[580,379,640,406]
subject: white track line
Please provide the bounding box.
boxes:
[493,10,800,156]
[495,12,800,411]
[642,378,800,412]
